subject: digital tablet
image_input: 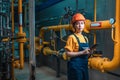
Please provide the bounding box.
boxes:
[90,44,98,50]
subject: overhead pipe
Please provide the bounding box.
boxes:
[84,20,112,33]
[38,19,112,57]
[39,24,72,42]
[37,24,72,54]
[39,24,72,37]
[88,0,120,72]
[39,19,111,42]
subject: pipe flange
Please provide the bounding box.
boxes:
[17,32,26,37]
[17,32,26,43]
[17,38,27,43]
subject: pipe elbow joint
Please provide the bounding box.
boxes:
[98,58,110,72]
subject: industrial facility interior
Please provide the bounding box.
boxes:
[0,0,120,80]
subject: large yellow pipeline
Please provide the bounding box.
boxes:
[39,20,111,38]
[38,20,112,58]
[84,20,112,33]
[88,0,120,72]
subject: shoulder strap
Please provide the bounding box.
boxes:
[83,36,88,43]
[73,34,88,43]
[73,34,81,44]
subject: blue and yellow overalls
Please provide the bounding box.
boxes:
[65,33,89,80]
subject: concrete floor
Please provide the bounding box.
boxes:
[14,63,67,80]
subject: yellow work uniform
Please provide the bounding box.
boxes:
[65,33,88,52]
[65,33,89,80]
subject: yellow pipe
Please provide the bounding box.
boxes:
[38,24,72,54]
[18,0,23,33]
[39,24,72,42]
[88,57,110,71]
[39,20,112,39]
[93,0,97,44]
[89,20,111,29]
[102,0,120,70]
[12,0,15,33]
[11,0,15,79]
[40,24,72,32]
[15,0,26,69]
[43,47,57,55]
[89,0,120,72]
[94,0,97,22]
[18,0,22,13]
[2,38,9,42]
[39,20,111,36]
[19,43,24,69]
[18,0,24,69]
[35,36,50,55]
[93,33,96,44]
[38,20,112,55]
[84,20,112,33]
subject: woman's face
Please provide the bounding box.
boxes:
[74,20,85,33]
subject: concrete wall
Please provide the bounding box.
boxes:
[36,0,120,80]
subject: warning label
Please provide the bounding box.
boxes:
[90,22,101,27]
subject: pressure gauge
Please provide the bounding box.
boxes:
[109,18,115,24]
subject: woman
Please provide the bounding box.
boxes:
[65,13,90,80]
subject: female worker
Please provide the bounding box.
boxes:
[65,13,90,80]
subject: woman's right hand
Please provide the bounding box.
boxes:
[82,48,91,55]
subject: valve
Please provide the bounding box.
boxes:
[109,18,116,42]
[110,18,115,29]
[109,18,115,25]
